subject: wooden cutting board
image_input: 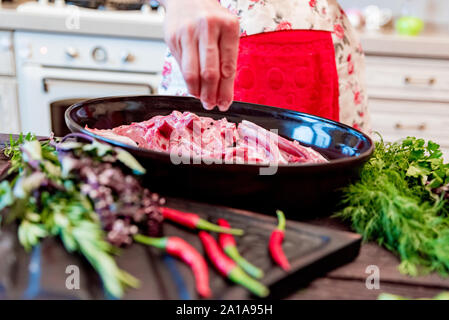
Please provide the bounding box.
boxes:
[0,198,361,300]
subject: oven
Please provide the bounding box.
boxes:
[14,31,166,136]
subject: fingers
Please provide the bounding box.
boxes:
[180,28,200,98]
[217,17,240,111]
[198,17,220,110]
[163,2,239,112]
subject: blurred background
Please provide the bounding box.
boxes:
[340,0,449,30]
[0,0,448,157]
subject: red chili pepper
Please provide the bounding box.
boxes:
[161,207,244,236]
[199,231,269,298]
[134,234,212,298]
[269,210,290,271]
[217,219,264,279]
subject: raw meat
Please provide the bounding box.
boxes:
[86,111,327,165]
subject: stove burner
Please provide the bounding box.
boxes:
[65,0,106,9]
[46,0,159,11]
[106,0,146,10]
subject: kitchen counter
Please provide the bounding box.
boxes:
[1,133,449,300]
[360,27,449,59]
[0,3,165,40]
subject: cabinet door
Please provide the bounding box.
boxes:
[366,56,449,102]
[370,98,449,160]
[0,77,20,134]
[0,31,15,76]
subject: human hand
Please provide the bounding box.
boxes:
[160,0,240,111]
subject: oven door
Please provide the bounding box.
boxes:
[17,65,161,136]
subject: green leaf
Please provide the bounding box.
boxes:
[406,164,431,179]
[427,140,440,152]
[427,177,444,189]
[57,141,83,150]
[22,140,43,162]
[60,157,78,178]
[115,148,146,175]
[26,212,41,223]
[43,160,61,178]
[434,292,449,300]
[54,212,70,229]
[18,220,47,251]
[378,291,449,300]
[378,293,408,300]
[61,229,77,252]
[72,220,139,298]
[0,181,13,211]
[82,141,112,157]
[13,172,46,199]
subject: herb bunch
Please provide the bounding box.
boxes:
[336,136,449,276]
[0,133,163,298]
[56,137,164,246]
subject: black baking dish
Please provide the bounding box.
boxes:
[66,95,374,217]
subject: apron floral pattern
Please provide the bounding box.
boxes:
[159,0,371,133]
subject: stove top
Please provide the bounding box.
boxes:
[12,0,160,12]
[65,0,105,9]
[106,0,147,11]
[65,0,104,9]
[14,0,164,20]
[65,0,159,10]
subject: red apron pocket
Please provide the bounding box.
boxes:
[234,30,339,122]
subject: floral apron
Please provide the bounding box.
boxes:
[159,0,371,133]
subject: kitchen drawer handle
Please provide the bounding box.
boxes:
[42,77,155,94]
[394,122,427,131]
[404,76,436,86]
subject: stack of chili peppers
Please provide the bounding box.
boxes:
[133,207,290,298]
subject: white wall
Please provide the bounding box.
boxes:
[339,0,449,26]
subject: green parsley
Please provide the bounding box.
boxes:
[336,136,449,277]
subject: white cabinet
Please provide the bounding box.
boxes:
[366,55,449,160]
[0,31,15,76]
[0,77,20,134]
[0,30,20,134]
[366,56,449,102]
[370,99,449,158]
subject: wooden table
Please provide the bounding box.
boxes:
[1,133,448,300]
